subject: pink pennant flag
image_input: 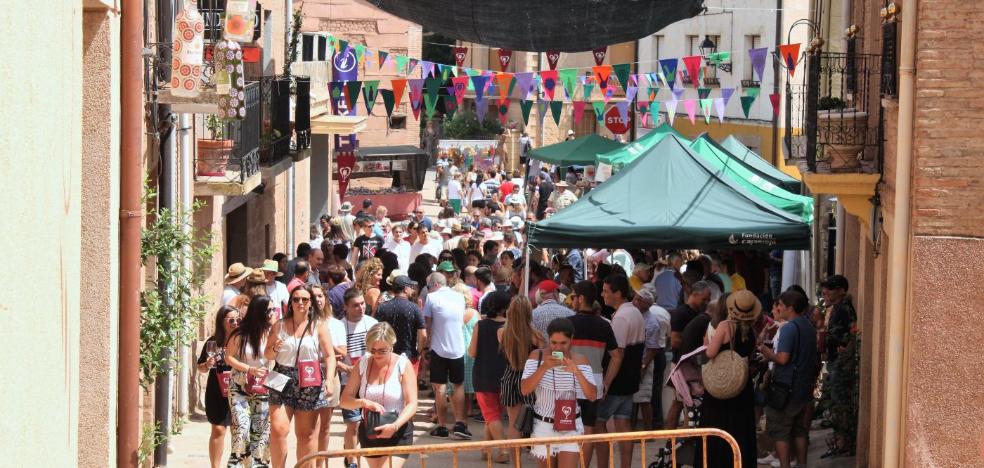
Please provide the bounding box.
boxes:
[572,101,587,124]
[451,76,469,106]
[682,56,702,88]
[666,99,678,125]
[714,98,726,123]
[684,99,697,124]
[408,79,425,107]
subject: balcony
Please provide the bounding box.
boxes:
[785,51,883,175]
[190,82,262,196]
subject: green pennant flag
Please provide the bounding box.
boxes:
[336,39,349,54]
[424,94,439,119]
[519,100,534,125]
[377,50,389,70]
[353,44,366,63]
[444,96,457,120]
[591,101,605,122]
[345,81,362,113]
[558,69,578,101]
[612,63,632,91]
[440,65,453,81]
[465,68,481,91]
[700,98,712,123]
[708,51,731,65]
[583,83,595,101]
[740,95,755,118]
[362,80,380,114]
[326,34,335,48]
[549,101,564,125]
[380,89,396,116]
[745,87,761,99]
[394,55,408,74]
[697,87,712,100]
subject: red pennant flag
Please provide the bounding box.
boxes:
[451,76,469,106]
[682,55,702,88]
[546,50,561,70]
[335,148,356,200]
[495,73,514,103]
[572,101,586,124]
[592,46,607,66]
[540,70,559,101]
[593,65,613,90]
[497,49,513,72]
[390,79,407,109]
[778,43,802,76]
[769,93,781,117]
[453,47,468,67]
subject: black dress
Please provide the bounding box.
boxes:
[196,336,231,426]
[695,326,757,468]
[472,319,507,393]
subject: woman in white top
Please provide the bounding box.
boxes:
[447,173,464,214]
[265,285,336,468]
[310,285,347,468]
[224,295,276,468]
[340,322,418,468]
[468,172,487,208]
[521,317,597,468]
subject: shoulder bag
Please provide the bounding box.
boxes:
[701,323,749,399]
[513,350,543,434]
[766,321,800,410]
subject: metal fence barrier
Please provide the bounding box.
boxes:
[295,428,741,468]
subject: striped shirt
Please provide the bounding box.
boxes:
[522,358,595,418]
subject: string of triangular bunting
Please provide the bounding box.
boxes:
[324,34,799,126]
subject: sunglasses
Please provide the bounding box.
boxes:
[291,297,311,304]
[225,318,240,324]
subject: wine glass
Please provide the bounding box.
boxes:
[206,341,218,360]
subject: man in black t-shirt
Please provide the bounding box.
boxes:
[665,280,712,430]
[350,217,384,265]
[374,276,427,373]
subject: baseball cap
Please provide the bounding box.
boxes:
[437,260,457,272]
[538,280,559,293]
[393,275,418,289]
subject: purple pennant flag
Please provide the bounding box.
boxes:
[420,61,435,78]
[672,88,685,101]
[471,75,490,102]
[446,85,457,101]
[626,86,638,104]
[721,88,736,107]
[408,79,425,108]
[515,72,535,100]
[475,98,488,122]
[715,98,726,123]
[749,48,768,82]
[615,101,631,125]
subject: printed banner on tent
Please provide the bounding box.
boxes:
[546,50,561,70]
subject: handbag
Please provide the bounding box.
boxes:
[766,321,800,410]
[295,323,324,389]
[359,355,402,439]
[513,350,543,434]
[701,324,749,399]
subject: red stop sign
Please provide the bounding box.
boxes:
[604,106,631,134]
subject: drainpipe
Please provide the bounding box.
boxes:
[285,0,296,254]
[835,202,845,273]
[118,0,144,465]
[176,112,193,418]
[770,0,782,165]
[883,0,916,466]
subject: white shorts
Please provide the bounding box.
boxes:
[633,365,655,403]
[530,418,584,459]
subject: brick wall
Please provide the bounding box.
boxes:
[910,4,984,237]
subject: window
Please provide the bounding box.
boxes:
[302,34,314,62]
[300,33,330,62]
[654,35,664,61]
[744,35,761,82]
[704,35,720,81]
[388,115,407,130]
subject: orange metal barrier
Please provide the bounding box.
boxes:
[295,428,741,468]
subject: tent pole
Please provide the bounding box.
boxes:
[523,243,531,297]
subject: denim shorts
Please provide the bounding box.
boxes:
[597,394,634,421]
[342,408,362,423]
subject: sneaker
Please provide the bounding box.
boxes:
[471,413,485,423]
[757,453,777,465]
[429,426,450,438]
[769,460,799,468]
[452,422,473,439]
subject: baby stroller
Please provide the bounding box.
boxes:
[650,346,707,468]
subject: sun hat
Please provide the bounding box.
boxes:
[224,263,253,284]
[246,269,267,283]
[386,269,405,286]
[726,290,762,322]
[437,260,457,272]
[635,287,656,305]
[260,259,284,277]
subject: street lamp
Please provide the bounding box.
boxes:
[698,35,732,73]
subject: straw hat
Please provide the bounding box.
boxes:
[224,263,252,284]
[246,269,267,283]
[386,269,405,286]
[726,290,762,322]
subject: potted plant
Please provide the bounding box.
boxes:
[196,114,234,176]
[816,96,866,171]
[258,127,283,163]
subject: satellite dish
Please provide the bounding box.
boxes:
[365,0,705,52]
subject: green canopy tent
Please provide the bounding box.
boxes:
[690,134,814,223]
[595,123,684,168]
[526,134,811,250]
[528,134,625,167]
[720,135,802,193]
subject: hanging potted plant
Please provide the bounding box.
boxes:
[816,96,866,172]
[196,114,234,176]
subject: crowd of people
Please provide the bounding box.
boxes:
[197,162,858,468]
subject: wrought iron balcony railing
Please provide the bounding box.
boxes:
[194,81,261,185]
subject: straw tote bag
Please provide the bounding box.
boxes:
[701,327,749,399]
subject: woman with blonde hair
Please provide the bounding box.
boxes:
[309,284,347,468]
[355,258,384,315]
[340,322,419,468]
[498,296,545,442]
